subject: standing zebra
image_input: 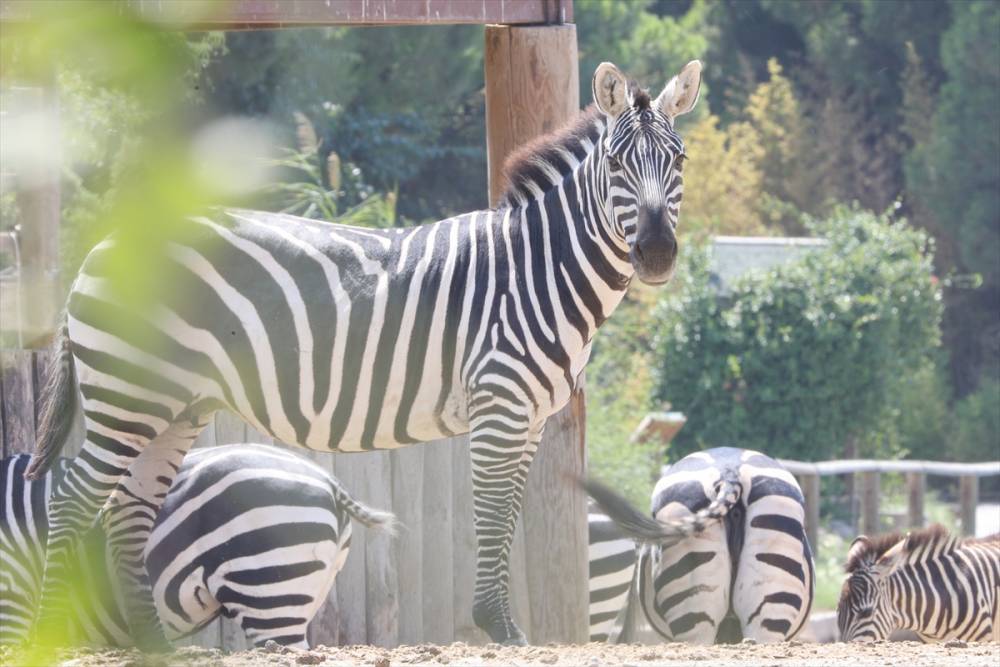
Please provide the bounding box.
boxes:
[585,447,815,644]
[838,525,1000,643]
[25,60,703,647]
[2,445,392,648]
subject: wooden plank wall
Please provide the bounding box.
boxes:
[1,349,588,647]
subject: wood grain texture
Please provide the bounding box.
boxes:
[1,349,35,456]
[421,438,455,643]
[334,453,369,645]
[391,445,425,644]
[521,388,588,643]
[906,472,925,529]
[958,475,978,536]
[362,451,398,647]
[2,0,576,28]
[484,23,580,206]
[800,474,820,557]
[859,471,880,536]
[450,436,480,644]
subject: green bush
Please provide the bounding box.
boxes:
[951,377,1000,463]
[654,209,942,461]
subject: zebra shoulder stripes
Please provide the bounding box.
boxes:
[26,60,702,647]
[585,447,815,644]
[1,446,393,648]
[838,525,1000,643]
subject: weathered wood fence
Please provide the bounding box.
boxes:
[1,348,589,649]
[781,458,1000,554]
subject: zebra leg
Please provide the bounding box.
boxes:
[469,417,542,645]
[32,414,173,647]
[100,415,208,651]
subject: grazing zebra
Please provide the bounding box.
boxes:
[584,447,815,644]
[837,525,1000,643]
[1,446,392,648]
[25,59,702,647]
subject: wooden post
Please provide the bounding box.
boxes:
[859,471,880,536]
[958,475,978,536]
[906,472,925,529]
[800,474,820,557]
[8,86,61,348]
[485,23,580,205]
[484,22,586,643]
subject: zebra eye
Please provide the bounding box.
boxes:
[675,154,687,169]
[607,155,622,170]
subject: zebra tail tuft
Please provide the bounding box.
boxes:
[331,481,398,535]
[25,320,77,481]
[582,477,683,544]
[582,474,740,545]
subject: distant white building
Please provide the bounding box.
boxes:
[709,235,827,294]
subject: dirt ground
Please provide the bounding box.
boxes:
[4,640,999,667]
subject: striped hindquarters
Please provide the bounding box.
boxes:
[587,503,637,642]
[145,445,357,647]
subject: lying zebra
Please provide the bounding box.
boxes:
[585,447,815,644]
[0,445,392,648]
[838,525,1000,643]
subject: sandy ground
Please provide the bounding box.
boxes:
[4,640,998,667]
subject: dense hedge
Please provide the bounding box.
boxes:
[654,210,942,461]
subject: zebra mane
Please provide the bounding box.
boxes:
[499,105,604,209]
[846,524,972,572]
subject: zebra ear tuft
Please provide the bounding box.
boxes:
[846,535,873,570]
[655,60,702,122]
[874,539,906,578]
[593,62,629,119]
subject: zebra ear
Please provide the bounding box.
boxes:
[874,539,906,578]
[655,60,702,122]
[847,535,873,567]
[593,62,630,119]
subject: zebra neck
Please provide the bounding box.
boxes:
[502,148,633,343]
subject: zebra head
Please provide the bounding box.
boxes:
[592,60,702,285]
[837,534,905,641]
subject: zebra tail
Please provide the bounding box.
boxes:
[331,482,398,535]
[582,475,740,545]
[24,320,77,481]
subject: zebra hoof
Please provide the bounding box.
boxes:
[134,627,174,654]
[473,602,527,645]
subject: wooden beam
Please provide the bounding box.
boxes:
[484,22,579,206]
[799,473,820,558]
[958,475,978,537]
[484,22,584,643]
[0,0,573,28]
[906,471,925,529]
[859,471,880,536]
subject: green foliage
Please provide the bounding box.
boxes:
[575,0,711,127]
[202,27,487,221]
[655,210,942,461]
[908,2,999,285]
[951,377,1000,463]
[586,284,666,507]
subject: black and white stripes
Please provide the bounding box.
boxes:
[27,60,702,646]
[2,446,391,648]
[585,447,815,644]
[838,525,1000,642]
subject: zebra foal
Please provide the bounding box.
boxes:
[838,525,1000,643]
[585,447,815,644]
[25,60,703,646]
[1,446,392,648]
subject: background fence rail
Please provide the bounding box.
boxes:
[780,457,1000,552]
[0,348,589,649]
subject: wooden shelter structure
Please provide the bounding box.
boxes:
[0,0,588,649]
